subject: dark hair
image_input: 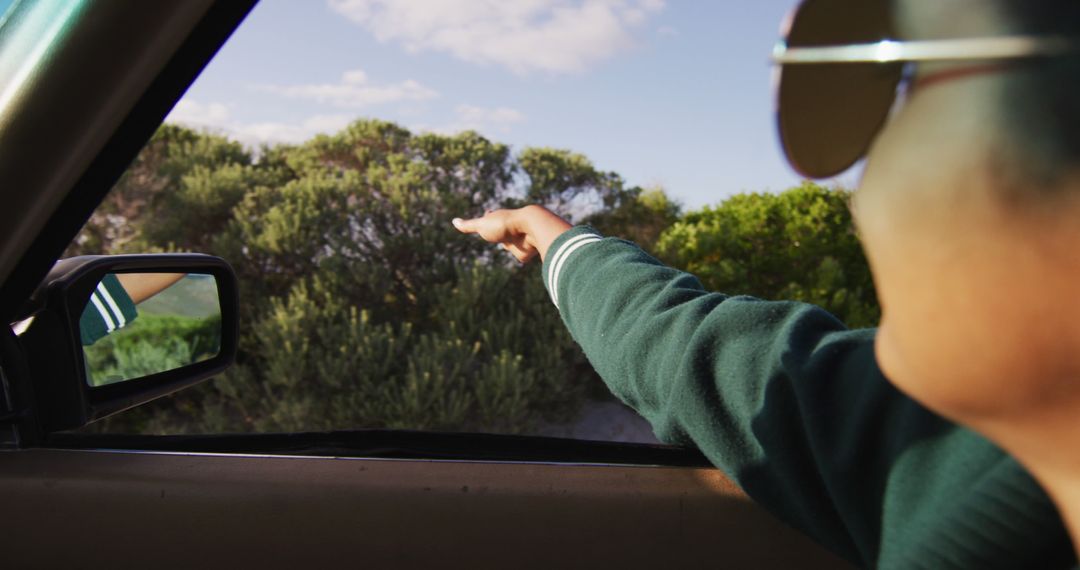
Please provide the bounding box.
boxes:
[1000,1,1080,186]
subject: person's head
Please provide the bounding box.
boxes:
[851,0,1080,444]
[847,0,1080,456]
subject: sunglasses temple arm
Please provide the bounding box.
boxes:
[772,36,1079,65]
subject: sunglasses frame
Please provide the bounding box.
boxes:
[772,35,1080,65]
[772,16,1080,179]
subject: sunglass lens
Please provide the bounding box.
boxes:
[776,0,904,178]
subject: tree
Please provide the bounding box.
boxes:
[87,120,615,435]
[516,147,633,220]
[585,185,681,253]
[78,123,881,436]
[656,183,880,329]
[66,125,256,256]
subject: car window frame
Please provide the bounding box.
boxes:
[0,0,256,323]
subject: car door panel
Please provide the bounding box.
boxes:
[0,448,849,568]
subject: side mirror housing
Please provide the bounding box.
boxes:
[18,254,239,433]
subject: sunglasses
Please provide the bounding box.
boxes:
[771,0,1079,179]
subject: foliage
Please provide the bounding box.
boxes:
[136,265,588,434]
[65,125,256,256]
[656,183,880,328]
[84,313,221,386]
[94,338,193,386]
[516,147,631,219]
[79,121,620,434]
[73,120,880,436]
[586,186,682,253]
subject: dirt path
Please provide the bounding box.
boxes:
[540,399,660,444]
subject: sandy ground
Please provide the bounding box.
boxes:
[540,399,660,444]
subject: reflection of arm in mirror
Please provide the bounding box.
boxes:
[79,274,138,346]
[116,273,185,304]
[79,273,186,345]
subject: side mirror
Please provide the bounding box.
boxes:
[17,254,238,433]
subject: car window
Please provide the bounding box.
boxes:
[65,0,872,443]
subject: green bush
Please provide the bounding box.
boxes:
[657,183,880,329]
[82,121,614,435]
[76,122,880,436]
[94,338,193,386]
[84,313,221,386]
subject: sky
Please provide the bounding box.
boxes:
[165,0,856,210]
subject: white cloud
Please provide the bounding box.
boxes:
[164,99,353,146]
[422,104,526,136]
[342,69,369,84]
[232,115,354,146]
[259,68,439,108]
[165,97,525,147]
[166,100,231,128]
[327,0,666,74]
[455,105,525,129]
[301,114,357,133]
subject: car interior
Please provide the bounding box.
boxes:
[0,1,850,567]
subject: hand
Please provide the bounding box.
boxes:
[452,205,572,263]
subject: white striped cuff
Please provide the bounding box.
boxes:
[545,230,602,310]
[95,281,127,328]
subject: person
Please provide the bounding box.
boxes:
[453,0,1080,567]
[79,273,185,345]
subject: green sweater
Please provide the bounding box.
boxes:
[79,273,137,346]
[542,226,1074,569]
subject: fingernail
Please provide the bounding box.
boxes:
[451,218,463,227]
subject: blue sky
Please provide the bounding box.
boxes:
[168,0,856,209]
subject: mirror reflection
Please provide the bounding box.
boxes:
[80,273,221,387]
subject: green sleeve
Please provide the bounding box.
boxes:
[543,226,1073,568]
[79,273,138,346]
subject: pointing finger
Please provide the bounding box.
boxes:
[452,217,478,234]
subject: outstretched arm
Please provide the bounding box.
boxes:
[453,206,1070,568]
[116,272,185,304]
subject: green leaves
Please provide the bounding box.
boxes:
[518,147,630,218]
[80,120,604,435]
[77,121,879,436]
[584,185,681,253]
[657,183,880,328]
